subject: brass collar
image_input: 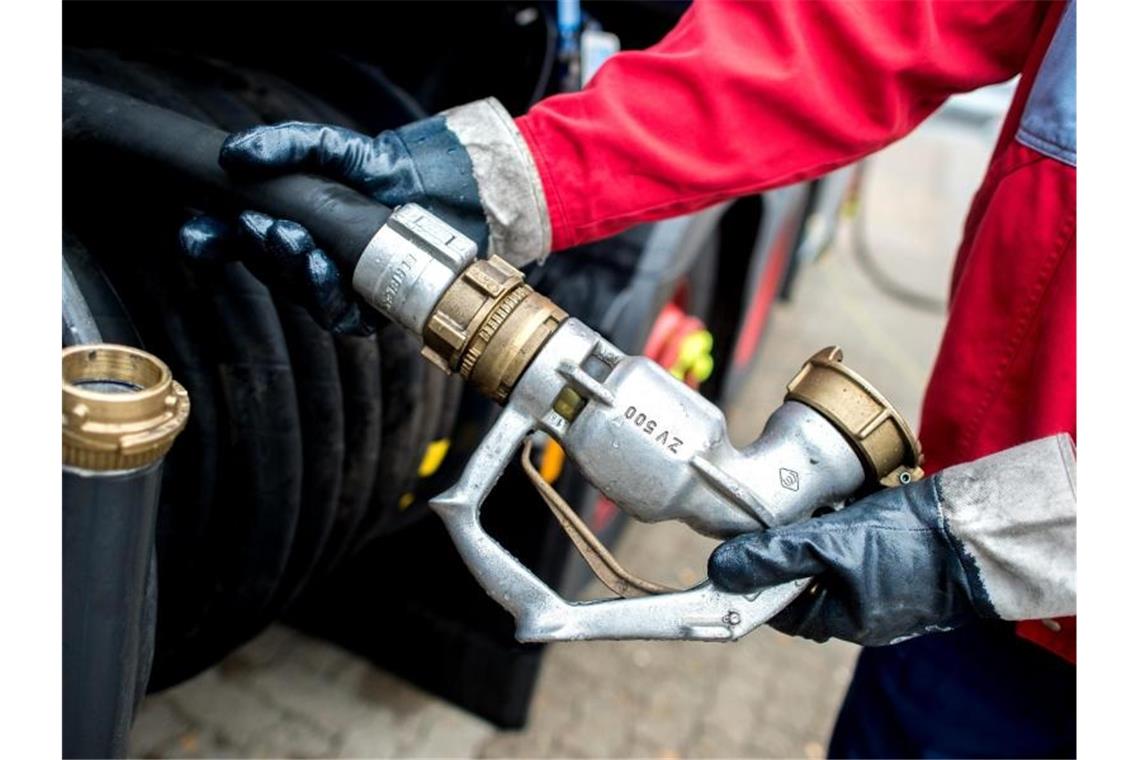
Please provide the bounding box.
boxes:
[421,256,566,403]
[785,346,924,488]
[62,344,190,471]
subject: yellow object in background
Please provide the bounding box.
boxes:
[670,329,715,384]
[418,439,451,478]
[539,440,566,484]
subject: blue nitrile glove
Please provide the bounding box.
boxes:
[179,99,551,333]
[708,435,1077,647]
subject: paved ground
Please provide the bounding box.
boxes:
[130,113,993,759]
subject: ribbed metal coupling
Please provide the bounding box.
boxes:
[785,346,923,488]
[62,344,190,471]
[422,256,566,403]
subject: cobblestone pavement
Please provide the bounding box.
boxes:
[131,114,991,758]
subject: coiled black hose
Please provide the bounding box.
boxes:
[65,69,395,688]
[62,77,391,274]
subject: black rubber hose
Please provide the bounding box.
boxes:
[314,334,383,575]
[354,325,425,550]
[65,53,309,688]
[62,77,390,274]
[63,462,164,759]
[63,230,141,347]
[209,63,350,607]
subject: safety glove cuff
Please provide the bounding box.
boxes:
[434,98,552,265]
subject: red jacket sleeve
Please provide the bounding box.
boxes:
[515,0,1050,251]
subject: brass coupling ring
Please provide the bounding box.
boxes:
[62,344,190,471]
[421,256,567,403]
[785,346,924,488]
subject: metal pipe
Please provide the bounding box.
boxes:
[62,345,190,758]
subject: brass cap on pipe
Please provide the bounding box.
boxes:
[62,344,190,471]
[785,346,924,488]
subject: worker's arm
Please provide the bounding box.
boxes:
[179,100,550,332]
[184,0,1048,324]
[517,0,1049,252]
[708,435,1076,647]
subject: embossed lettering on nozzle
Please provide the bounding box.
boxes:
[351,204,478,337]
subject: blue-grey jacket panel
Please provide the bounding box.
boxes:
[1016,1,1075,167]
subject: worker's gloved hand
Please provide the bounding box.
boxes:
[180,212,376,335]
[708,435,1078,647]
[178,98,551,333]
[709,476,985,646]
[216,117,490,249]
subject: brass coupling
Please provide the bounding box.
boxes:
[422,256,567,403]
[785,346,924,488]
[63,344,191,471]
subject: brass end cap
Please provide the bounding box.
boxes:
[785,346,924,488]
[63,344,190,471]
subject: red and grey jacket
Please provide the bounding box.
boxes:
[436,0,1076,661]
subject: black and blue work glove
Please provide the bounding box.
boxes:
[180,211,377,334]
[708,435,1077,647]
[180,99,552,333]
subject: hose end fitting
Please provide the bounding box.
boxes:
[785,346,923,488]
[62,344,190,472]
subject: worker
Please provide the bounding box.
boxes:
[181,1,1076,755]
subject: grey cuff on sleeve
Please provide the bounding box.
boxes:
[442,98,552,266]
[938,434,1076,621]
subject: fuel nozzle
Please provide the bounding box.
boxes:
[350,204,926,643]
